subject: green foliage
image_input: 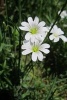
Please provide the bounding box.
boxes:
[13,67,67,100]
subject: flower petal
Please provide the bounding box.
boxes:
[40,27,49,32]
[28,17,33,26]
[30,36,36,43]
[38,21,45,27]
[36,35,45,42]
[40,43,50,49]
[39,32,47,41]
[37,51,43,61]
[54,37,59,42]
[22,49,32,55]
[49,35,54,40]
[32,52,38,62]
[51,25,64,35]
[60,35,67,42]
[25,32,31,40]
[21,42,31,49]
[34,16,39,24]
[21,22,29,27]
[40,48,50,54]
[23,40,29,44]
[58,28,64,35]
[19,26,29,31]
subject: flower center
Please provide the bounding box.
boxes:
[32,45,39,52]
[30,27,38,34]
[53,33,58,37]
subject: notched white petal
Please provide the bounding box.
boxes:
[34,16,39,24]
[21,43,30,49]
[60,35,67,42]
[40,27,49,32]
[22,49,32,55]
[37,51,43,61]
[19,26,29,31]
[28,17,33,26]
[49,35,54,40]
[40,43,50,49]
[38,21,45,27]
[32,52,37,62]
[54,37,59,42]
[25,33,31,40]
[40,48,50,54]
[21,22,29,27]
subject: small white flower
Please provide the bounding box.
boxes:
[19,16,48,43]
[49,25,67,42]
[21,41,50,62]
[58,10,67,19]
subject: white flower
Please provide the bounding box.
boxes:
[49,25,67,42]
[19,16,48,43]
[58,10,67,19]
[21,41,50,62]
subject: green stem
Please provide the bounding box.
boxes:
[18,0,21,24]
[39,0,43,18]
[18,0,21,69]
[5,0,8,23]
[17,0,22,84]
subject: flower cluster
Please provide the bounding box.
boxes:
[19,17,67,62]
[49,25,67,42]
